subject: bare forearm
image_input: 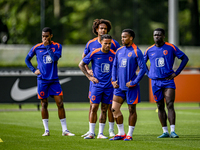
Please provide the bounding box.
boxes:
[85,64,90,72]
[79,61,92,79]
[82,53,90,71]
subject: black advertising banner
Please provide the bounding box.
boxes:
[139,75,149,102]
[0,73,149,103]
[0,74,89,103]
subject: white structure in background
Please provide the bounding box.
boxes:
[168,0,179,46]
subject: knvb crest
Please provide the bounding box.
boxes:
[120,58,127,67]
[155,57,165,67]
[43,55,52,64]
[101,63,110,73]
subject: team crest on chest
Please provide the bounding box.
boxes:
[101,63,110,73]
[155,57,165,67]
[128,52,132,57]
[120,58,127,67]
[109,57,113,62]
[163,50,168,55]
[43,55,52,64]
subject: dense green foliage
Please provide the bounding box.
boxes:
[0,0,199,45]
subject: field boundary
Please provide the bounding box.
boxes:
[0,106,199,112]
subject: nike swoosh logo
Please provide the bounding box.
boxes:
[10,77,71,102]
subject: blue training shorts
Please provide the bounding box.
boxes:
[151,78,176,102]
[90,86,113,104]
[113,84,140,105]
[37,78,63,99]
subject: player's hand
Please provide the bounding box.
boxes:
[88,76,99,84]
[126,80,136,88]
[126,81,131,88]
[42,39,50,46]
[34,69,41,75]
[112,81,119,88]
[87,69,93,76]
[165,73,176,80]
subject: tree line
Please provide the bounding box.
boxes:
[0,0,199,46]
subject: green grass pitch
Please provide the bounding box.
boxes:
[0,102,200,150]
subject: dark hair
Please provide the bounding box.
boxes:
[42,27,52,35]
[101,34,112,41]
[92,19,112,35]
[122,29,135,40]
[154,28,165,35]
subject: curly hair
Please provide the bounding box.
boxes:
[92,19,112,36]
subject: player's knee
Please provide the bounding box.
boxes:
[101,103,108,111]
[166,101,174,110]
[112,102,122,118]
[128,107,136,115]
[112,110,117,118]
[41,101,48,109]
[113,109,122,118]
[111,108,115,112]
[111,106,121,118]
[157,101,164,110]
[57,101,64,109]
[91,104,99,113]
